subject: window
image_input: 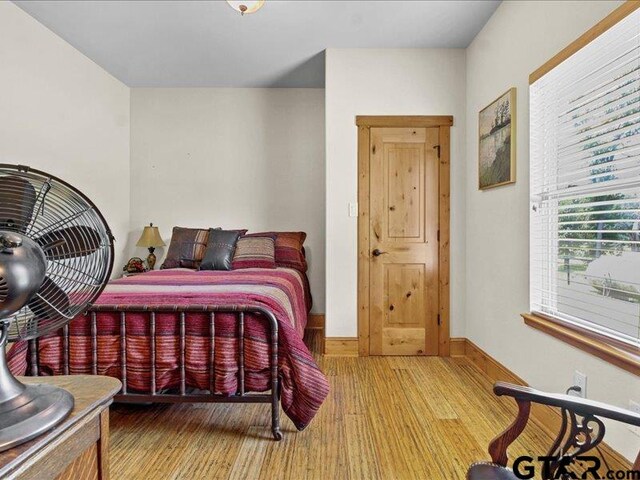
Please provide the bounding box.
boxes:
[530,8,640,350]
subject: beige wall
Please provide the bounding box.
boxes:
[0,1,130,272]
[129,88,326,311]
[325,48,466,337]
[465,0,638,461]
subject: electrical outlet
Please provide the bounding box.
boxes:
[629,400,640,437]
[573,370,587,398]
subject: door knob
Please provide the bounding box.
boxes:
[372,249,386,257]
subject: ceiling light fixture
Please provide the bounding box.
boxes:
[226,1,265,16]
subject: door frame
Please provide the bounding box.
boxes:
[356,115,453,356]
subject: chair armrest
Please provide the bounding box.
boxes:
[493,382,640,427]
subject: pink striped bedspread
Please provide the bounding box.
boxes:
[8,268,329,430]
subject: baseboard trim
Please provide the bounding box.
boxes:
[324,337,359,356]
[453,337,632,471]
[450,337,467,357]
[307,314,325,330]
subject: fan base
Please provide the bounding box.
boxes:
[0,383,74,452]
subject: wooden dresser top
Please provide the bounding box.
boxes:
[0,375,121,477]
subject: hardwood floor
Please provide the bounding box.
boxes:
[110,330,555,479]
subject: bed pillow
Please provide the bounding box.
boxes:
[161,227,211,269]
[232,236,276,269]
[248,231,307,272]
[199,229,242,271]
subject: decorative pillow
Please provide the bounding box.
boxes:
[248,231,307,272]
[199,229,242,271]
[161,227,248,270]
[232,236,276,269]
[161,227,213,270]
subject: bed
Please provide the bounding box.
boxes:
[7,267,329,440]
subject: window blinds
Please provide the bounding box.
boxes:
[530,8,640,347]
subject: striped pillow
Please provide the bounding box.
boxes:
[232,236,276,269]
[248,231,307,272]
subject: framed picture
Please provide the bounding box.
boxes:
[478,88,516,190]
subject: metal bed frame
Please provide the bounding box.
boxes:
[27,304,283,441]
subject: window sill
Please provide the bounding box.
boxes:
[521,313,640,377]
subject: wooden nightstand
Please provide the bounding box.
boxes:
[0,375,121,480]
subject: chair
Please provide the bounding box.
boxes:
[467,382,640,480]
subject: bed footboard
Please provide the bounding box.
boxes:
[28,305,283,441]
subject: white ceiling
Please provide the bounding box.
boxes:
[14,0,500,88]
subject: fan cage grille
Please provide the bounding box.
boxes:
[0,165,114,341]
[0,277,7,304]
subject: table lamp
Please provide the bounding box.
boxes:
[136,223,166,270]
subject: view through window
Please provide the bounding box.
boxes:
[530,8,640,348]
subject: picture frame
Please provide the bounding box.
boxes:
[478,87,516,190]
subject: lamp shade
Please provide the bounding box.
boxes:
[136,224,166,248]
[227,1,265,15]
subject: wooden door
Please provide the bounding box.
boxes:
[368,127,440,355]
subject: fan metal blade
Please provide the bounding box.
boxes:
[0,176,36,233]
[36,226,101,260]
[27,276,70,325]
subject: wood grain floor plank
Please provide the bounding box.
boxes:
[315,359,350,480]
[345,413,383,480]
[366,358,433,479]
[228,426,269,480]
[406,357,459,419]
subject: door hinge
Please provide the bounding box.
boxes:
[437,230,440,242]
[433,145,441,158]
[437,314,441,326]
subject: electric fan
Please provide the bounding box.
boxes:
[0,164,113,451]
